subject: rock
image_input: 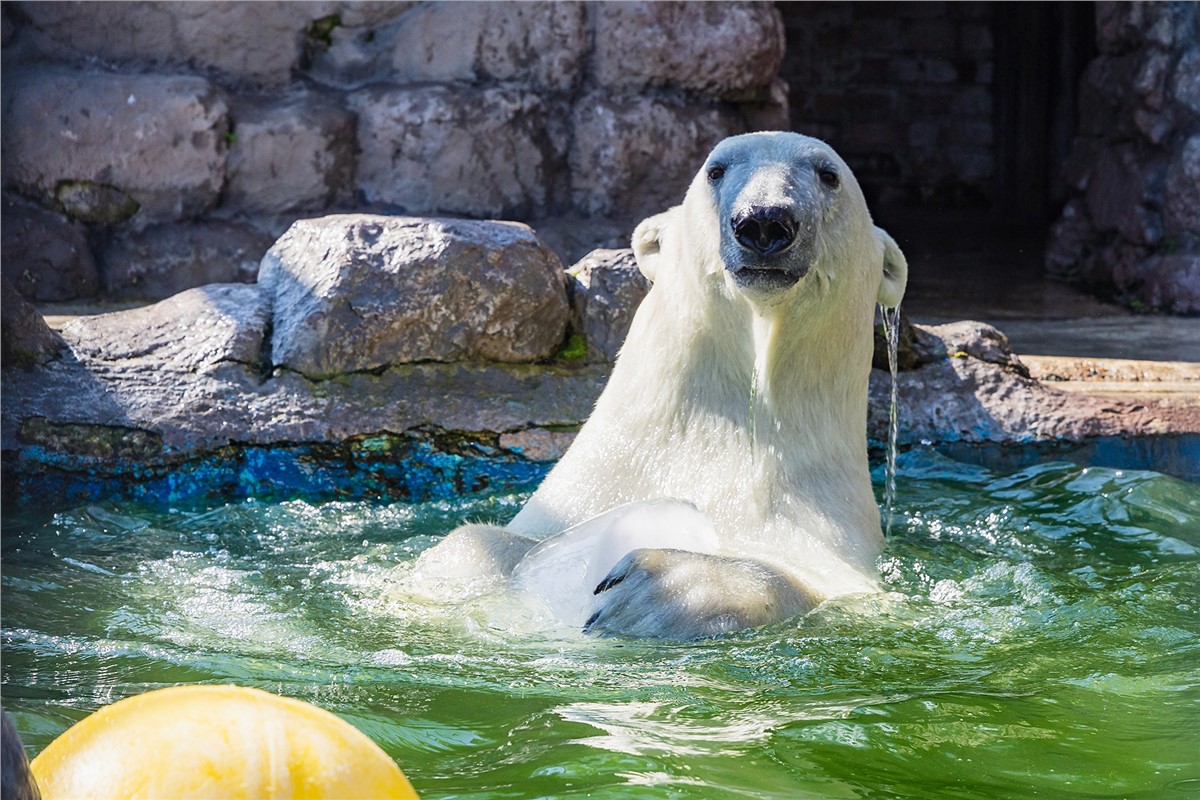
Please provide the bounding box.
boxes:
[498,428,577,462]
[1173,47,1200,117]
[1125,254,1200,314]
[569,94,744,218]
[567,249,651,362]
[99,221,274,299]
[224,90,356,215]
[61,283,271,371]
[1,276,66,369]
[13,1,339,86]
[871,310,947,373]
[529,214,633,268]
[386,1,586,92]
[1,69,229,225]
[866,321,1180,450]
[1,193,99,301]
[333,1,414,29]
[1044,198,1092,281]
[1084,144,1163,246]
[1163,135,1200,240]
[349,85,567,218]
[259,215,571,377]
[925,320,1031,378]
[591,2,785,96]
[741,77,792,132]
[53,181,141,226]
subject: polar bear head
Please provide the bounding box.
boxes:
[633,132,907,314]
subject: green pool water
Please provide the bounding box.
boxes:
[3,451,1199,799]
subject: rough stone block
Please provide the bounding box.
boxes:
[349,85,566,218]
[1,193,99,301]
[225,91,356,215]
[13,1,338,86]
[389,1,586,91]
[100,221,274,300]
[567,248,651,362]
[259,215,571,377]
[591,1,784,95]
[61,283,271,371]
[569,94,743,218]
[1,69,229,225]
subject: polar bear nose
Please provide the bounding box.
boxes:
[731,207,798,256]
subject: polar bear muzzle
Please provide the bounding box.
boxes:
[726,202,811,291]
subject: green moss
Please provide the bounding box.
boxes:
[558,333,588,361]
[54,180,139,225]
[18,417,163,460]
[306,14,341,47]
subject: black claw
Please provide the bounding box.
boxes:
[594,572,626,594]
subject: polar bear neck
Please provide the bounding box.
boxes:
[511,266,884,580]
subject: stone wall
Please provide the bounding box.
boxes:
[1046,2,1200,313]
[779,2,996,208]
[0,1,787,302]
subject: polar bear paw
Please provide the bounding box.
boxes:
[584,548,817,640]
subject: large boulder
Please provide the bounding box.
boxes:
[1,68,229,225]
[259,215,571,378]
[349,85,566,218]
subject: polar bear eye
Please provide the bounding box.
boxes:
[817,165,840,188]
[706,165,726,182]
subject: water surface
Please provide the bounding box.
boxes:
[4,451,1199,799]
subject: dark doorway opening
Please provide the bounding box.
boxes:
[777,2,1098,323]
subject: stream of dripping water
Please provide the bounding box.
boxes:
[882,304,902,536]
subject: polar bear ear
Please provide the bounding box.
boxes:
[875,226,908,309]
[632,209,674,282]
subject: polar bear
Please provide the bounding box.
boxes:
[412,132,907,639]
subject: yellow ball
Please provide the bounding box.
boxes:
[30,685,419,800]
